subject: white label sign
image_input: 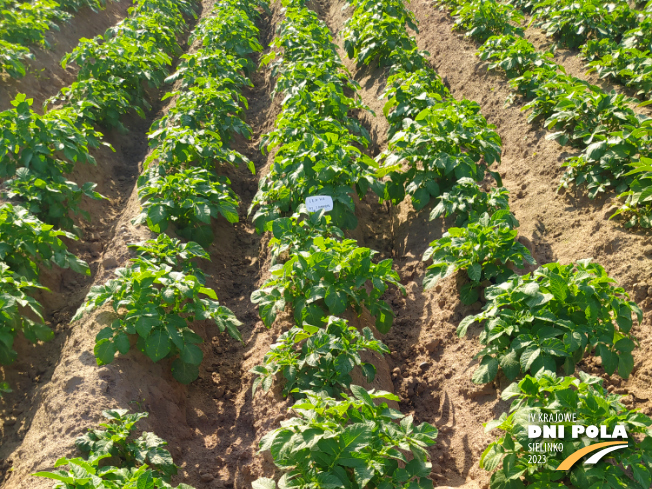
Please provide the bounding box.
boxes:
[306,195,334,213]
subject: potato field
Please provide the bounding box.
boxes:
[1,0,652,488]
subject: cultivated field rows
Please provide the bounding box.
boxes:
[1,0,652,488]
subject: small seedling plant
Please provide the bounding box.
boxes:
[458,260,642,384]
[33,409,195,489]
[73,255,242,384]
[253,386,438,489]
[251,236,405,333]
[423,211,534,304]
[251,316,389,398]
[481,370,652,489]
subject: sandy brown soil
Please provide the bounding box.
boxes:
[0,0,135,112]
[2,1,652,489]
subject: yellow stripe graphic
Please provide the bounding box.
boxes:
[556,441,628,470]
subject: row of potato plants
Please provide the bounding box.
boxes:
[507,0,649,49]
[72,0,266,386]
[342,0,652,487]
[0,0,200,395]
[436,0,652,230]
[505,0,652,102]
[248,2,439,488]
[21,1,262,487]
[0,0,107,78]
[2,0,198,236]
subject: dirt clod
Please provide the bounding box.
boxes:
[102,256,119,269]
[425,338,440,352]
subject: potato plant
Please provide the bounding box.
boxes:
[72,257,241,384]
[254,387,438,489]
[0,39,32,77]
[248,0,444,486]
[251,316,389,398]
[0,0,66,47]
[251,112,377,233]
[423,210,533,304]
[0,96,105,229]
[34,409,195,488]
[190,5,263,57]
[74,410,178,479]
[0,262,49,367]
[149,85,252,166]
[144,6,261,175]
[481,371,652,489]
[582,37,652,101]
[0,203,90,280]
[46,0,197,130]
[442,0,652,230]
[523,77,641,149]
[249,6,378,232]
[429,178,512,226]
[380,66,449,138]
[267,211,344,265]
[251,237,405,333]
[531,0,637,49]
[478,34,558,79]
[0,0,105,78]
[342,0,419,66]
[4,167,106,233]
[135,167,240,247]
[436,0,524,42]
[613,154,652,228]
[128,234,209,284]
[378,99,502,210]
[458,260,642,383]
